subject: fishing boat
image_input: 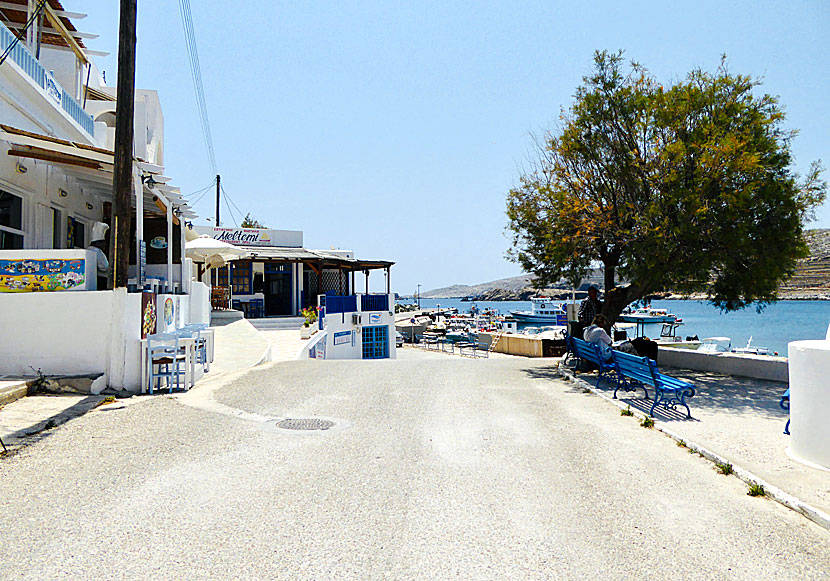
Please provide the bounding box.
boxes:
[509,297,568,324]
[731,336,773,356]
[617,306,679,323]
[697,337,732,354]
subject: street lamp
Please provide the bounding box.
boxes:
[416,284,421,309]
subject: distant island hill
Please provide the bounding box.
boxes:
[417,229,830,301]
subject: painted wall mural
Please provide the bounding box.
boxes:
[0,259,86,292]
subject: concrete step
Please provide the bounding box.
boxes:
[249,317,306,331]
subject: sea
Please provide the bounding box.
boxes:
[405,298,830,356]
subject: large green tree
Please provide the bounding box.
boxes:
[507,51,826,323]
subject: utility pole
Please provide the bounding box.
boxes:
[215,174,220,227]
[111,0,137,288]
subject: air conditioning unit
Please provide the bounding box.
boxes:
[352,314,361,326]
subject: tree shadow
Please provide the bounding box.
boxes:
[526,361,789,423]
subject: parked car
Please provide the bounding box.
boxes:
[395,331,405,347]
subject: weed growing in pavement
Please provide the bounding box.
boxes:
[620,406,633,417]
[640,416,655,428]
[748,483,766,497]
[28,366,47,393]
[677,439,687,448]
[716,462,733,475]
[103,396,116,404]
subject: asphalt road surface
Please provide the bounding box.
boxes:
[1,349,827,579]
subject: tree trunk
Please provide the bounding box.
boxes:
[602,279,652,325]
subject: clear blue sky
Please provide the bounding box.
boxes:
[71,1,829,294]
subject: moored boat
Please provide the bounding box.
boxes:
[617,306,679,323]
[510,297,568,324]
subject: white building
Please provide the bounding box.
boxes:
[193,226,397,359]
[0,2,207,390]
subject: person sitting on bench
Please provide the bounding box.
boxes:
[583,314,613,361]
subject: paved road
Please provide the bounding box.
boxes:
[1,349,827,579]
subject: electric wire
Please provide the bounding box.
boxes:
[220,184,242,227]
[177,0,217,175]
[0,0,47,67]
[186,177,217,205]
[221,187,240,227]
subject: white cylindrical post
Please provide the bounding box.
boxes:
[788,340,830,469]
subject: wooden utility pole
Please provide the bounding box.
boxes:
[111,0,137,288]
[215,174,220,226]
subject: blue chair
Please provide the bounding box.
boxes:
[147,333,187,393]
[249,298,265,318]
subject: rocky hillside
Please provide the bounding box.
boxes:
[422,229,830,301]
[778,229,830,299]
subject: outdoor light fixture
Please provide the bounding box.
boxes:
[59,189,68,197]
[86,202,94,210]
[141,174,158,189]
[15,162,27,174]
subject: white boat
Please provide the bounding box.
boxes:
[510,297,567,324]
[697,337,732,354]
[731,336,773,356]
[617,307,679,323]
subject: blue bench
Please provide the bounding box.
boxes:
[571,337,616,387]
[610,350,696,418]
[780,389,790,435]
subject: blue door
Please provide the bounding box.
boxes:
[362,325,388,359]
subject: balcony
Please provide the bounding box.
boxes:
[1,20,94,137]
[320,294,390,314]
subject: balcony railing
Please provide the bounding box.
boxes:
[1,20,94,137]
[360,294,389,312]
[319,294,389,314]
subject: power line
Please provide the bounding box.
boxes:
[221,186,240,227]
[219,183,244,227]
[0,0,47,66]
[177,0,217,175]
[187,177,217,205]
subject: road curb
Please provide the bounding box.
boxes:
[557,364,830,532]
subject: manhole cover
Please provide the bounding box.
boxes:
[276,418,335,431]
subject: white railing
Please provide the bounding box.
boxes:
[0,20,94,136]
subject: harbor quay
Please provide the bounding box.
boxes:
[1,342,829,578]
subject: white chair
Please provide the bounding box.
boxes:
[147,333,187,393]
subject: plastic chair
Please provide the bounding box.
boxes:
[147,333,187,393]
[179,325,209,372]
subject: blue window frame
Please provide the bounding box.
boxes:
[362,325,388,359]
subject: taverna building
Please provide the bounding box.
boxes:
[193,226,398,360]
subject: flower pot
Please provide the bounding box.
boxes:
[301,326,312,339]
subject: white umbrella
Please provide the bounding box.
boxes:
[185,235,248,263]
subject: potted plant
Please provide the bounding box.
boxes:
[300,306,318,339]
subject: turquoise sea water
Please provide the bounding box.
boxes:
[407,298,830,356]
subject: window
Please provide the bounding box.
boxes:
[67,217,85,248]
[217,260,252,294]
[0,190,24,249]
[52,208,62,249]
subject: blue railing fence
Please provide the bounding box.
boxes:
[317,293,390,314]
[1,20,94,136]
[323,295,358,314]
[360,294,389,312]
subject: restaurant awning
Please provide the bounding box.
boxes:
[0,124,197,219]
[231,245,394,271]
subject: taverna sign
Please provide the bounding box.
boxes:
[193,226,303,248]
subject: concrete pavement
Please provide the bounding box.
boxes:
[0,348,827,579]
[560,361,830,520]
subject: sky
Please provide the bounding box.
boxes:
[68,1,828,294]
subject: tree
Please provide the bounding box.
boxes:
[506,51,826,324]
[241,213,266,228]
